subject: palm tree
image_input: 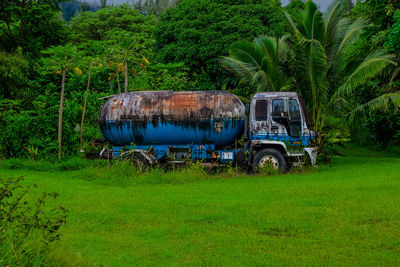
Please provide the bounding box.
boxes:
[221,0,397,150]
[284,0,395,147]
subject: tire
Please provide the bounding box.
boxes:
[252,148,288,173]
[118,150,152,171]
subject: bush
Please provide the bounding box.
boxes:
[0,158,25,169]
[0,157,94,172]
[0,176,68,266]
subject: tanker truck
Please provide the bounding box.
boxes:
[98,91,317,171]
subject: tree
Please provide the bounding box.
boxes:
[61,1,101,21]
[387,10,400,56]
[133,0,174,15]
[0,49,30,100]
[41,45,84,158]
[351,0,400,32]
[106,29,154,92]
[69,4,156,93]
[80,63,92,149]
[221,0,395,153]
[285,0,394,148]
[100,0,107,8]
[0,0,67,55]
[154,0,289,90]
[69,4,156,43]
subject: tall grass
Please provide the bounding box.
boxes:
[0,156,318,187]
[78,161,216,186]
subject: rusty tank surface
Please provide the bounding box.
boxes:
[99,91,245,147]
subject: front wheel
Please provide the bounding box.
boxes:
[252,148,288,173]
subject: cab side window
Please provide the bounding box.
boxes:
[255,100,268,121]
[272,99,288,129]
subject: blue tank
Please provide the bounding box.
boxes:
[99,91,245,147]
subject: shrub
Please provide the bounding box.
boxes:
[0,157,94,172]
[0,176,68,266]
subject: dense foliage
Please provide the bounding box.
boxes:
[0,0,398,159]
[347,0,400,147]
[154,0,288,90]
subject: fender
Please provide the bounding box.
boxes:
[250,140,288,153]
[304,147,317,165]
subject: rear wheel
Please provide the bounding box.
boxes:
[118,150,153,171]
[252,148,288,173]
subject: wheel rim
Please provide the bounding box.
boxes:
[258,155,279,169]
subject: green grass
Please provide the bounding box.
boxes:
[1,145,400,266]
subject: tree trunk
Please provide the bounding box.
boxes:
[80,64,92,149]
[124,60,128,93]
[58,67,66,159]
[0,21,17,48]
[116,71,121,93]
[19,0,26,48]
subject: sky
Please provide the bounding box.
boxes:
[108,0,341,11]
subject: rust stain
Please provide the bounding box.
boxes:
[99,91,245,131]
[100,91,243,121]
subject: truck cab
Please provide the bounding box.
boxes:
[248,92,317,171]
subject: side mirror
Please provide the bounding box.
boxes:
[245,103,250,115]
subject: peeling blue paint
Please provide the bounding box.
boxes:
[101,118,245,147]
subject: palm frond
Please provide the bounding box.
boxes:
[291,37,328,125]
[220,56,255,82]
[302,0,319,39]
[254,36,277,64]
[277,34,291,62]
[324,0,343,37]
[325,17,353,66]
[220,38,285,92]
[336,18,369,61]
[390,65,400,83]
[337,50,395,96]
[348,92,400,121]
[298,38,328,100]
[282,10,298,36]
[220,41,264,82]
[251,70,269,92]
[228,42,264,70]
[311,7,326,45]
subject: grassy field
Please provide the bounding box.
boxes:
[1,145,400,266]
